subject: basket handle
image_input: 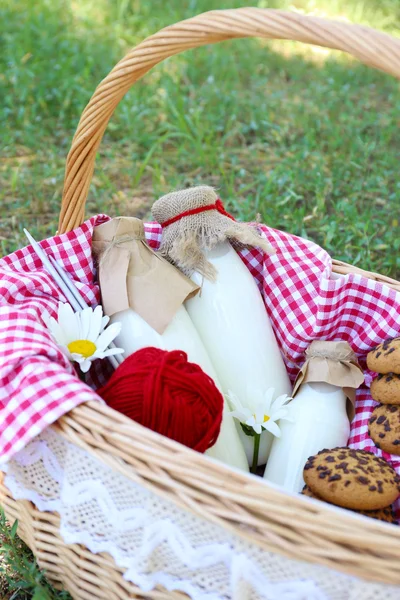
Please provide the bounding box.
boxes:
[59,8,400,233]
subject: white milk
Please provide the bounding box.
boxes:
[263,382,350,492]
[110,306,249,472]
[185,242,292,464]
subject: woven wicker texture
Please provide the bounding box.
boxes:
[2,7,400,600]
[0,476,186,599]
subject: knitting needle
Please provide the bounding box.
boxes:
[23,229,121,369]
[24,229,82,312]
[48,255,123,366]
[48,255,86,310]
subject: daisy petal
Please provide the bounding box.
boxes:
[79,359,92,373]
[70,353,85,363]
[88,305,104,342]
[79,307,93,340]
[264,420,282,437]
[95,347,125,359]
[246,416,256,427]
[100,315,110,332]
[95,322,122,352]
[58,345,74,361]
[58,303,79,343]
[101,347,124,357]
[271,409,290,421]
[272,394,292,410]
[230,410,248,422]
[226,391,245,412]
[254,402,266,424]
[262,387,275,407]
[47,316,67,345]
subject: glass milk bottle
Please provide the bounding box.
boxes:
[263,382,349,492]
[263,340,364,492]
[187,242,292,465]
[93,217,249,473]
[152,186,292,466]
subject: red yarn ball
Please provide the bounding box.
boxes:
[97,347,223,453]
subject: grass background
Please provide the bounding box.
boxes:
[1,0,400,597]
[1,0,400,276]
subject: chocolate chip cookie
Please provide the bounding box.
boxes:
[303,447,400,510]
[367,338,400,374]
[371,373,400,404]
[301,486,397,523]
[368,404,400,455]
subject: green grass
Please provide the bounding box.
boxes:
[0,0,400,275]
[0,508,70,600]
[1,0,400,596]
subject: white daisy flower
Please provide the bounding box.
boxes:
[228,387,292,437]
[44,302,124,373]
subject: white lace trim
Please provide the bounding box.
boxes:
[4,429,397,600]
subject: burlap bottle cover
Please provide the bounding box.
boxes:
[293,341,365,421]
[152,186,275,280]
[92,217,199,334]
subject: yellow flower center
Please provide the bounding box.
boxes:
[67,340,96,358]
[253,414,270,423]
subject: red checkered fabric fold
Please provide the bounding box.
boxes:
[1,216,400,483]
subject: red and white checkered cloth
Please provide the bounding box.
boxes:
[1,215,400,484]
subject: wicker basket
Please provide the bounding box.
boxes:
[2,7,400,600]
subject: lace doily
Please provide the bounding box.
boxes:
[3,429,400,600]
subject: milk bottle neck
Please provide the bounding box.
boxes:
[296,382,347,409]
[203,241,232,260]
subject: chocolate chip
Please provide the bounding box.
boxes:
[328,474,341,482]
[350,469,358,474]
[325,456,335,462]
[394,440,400,445]
[345,480,351,487]
[386,375,394,382]
[369,416,377,423]
[384,423,391,432]
[336,462,349,470]
[389,406,398,413]
[319,472,328,479]
[358,476,370,485]
[377,415,387,424]
[385,347,396,355]
[376,351,382,358]
[377,374,384,380]
[379,433,386,438]
[369,485,377,491]
[358,458,369,465]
